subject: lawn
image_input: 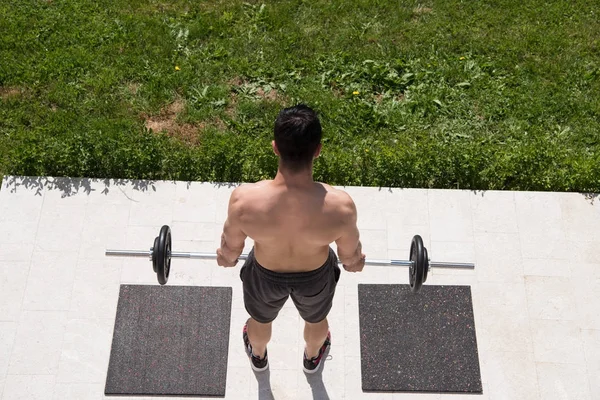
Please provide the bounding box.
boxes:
[1,0,599,191]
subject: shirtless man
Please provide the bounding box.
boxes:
[216,104,366,373]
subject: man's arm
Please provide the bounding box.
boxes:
[334,193,365,272]
[216,187,247,267]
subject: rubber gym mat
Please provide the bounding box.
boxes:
[105,285,232,396]
[358,284,482,393]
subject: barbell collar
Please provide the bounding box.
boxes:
[106,249,152,258]
[430,261,475,269]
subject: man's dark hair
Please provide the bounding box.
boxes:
[274,104,322,173]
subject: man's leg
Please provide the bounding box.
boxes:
[304,318,329,359]
[247,318,272,359]
[240,250,287,365]
[295,250,340,360]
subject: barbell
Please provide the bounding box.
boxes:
[105,225,475,292]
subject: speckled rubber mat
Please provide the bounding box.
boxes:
[105,285,232,396]
[358,284,482,393]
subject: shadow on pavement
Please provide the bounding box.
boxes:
[1,175,156,197]
[253,369,275,400]
[302,347,332,400]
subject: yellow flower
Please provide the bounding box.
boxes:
[459,57,465,60]
[352,90,360,95]
[175,66,181,71]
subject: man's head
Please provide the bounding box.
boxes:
[272,104,322,173]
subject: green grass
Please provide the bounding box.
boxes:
[1,0,599,191]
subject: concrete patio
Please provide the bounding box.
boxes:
[0,175,598,400]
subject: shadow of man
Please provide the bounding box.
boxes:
[253,369,275,400]
[302,347,331,400]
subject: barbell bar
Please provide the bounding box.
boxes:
[104,249,474,269]
[106,225,475,292]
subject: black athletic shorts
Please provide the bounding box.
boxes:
[239,248,341,324]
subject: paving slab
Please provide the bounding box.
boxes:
[0,261,29,322]
[53,383,104,400]
[22,251,78,311]
[428,190,474,242]
[481,351,540,400]
[472,281,533,355]
[582,329,600,396]
[8,311,68,375]
[56,319,114,384]
[536,362,592,400]
[474,232,523,283]
[2,375,56,400]
[525,275,579,321]
[0,322,17,391]
[470,190,519,234]
[530,319,586,364]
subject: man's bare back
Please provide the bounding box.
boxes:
[224,179,361,272]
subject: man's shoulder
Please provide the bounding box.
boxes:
[231,180,271,196]
[317,183,356,215]
[229,181,273,209]
[317,182,350,198]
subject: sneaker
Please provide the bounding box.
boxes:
[243,322,268,372]
[303,331,331,374]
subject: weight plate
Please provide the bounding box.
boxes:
[152,236,159,273]
[156,225,172,285]
[409,235,425,293]
[422,247,429,283]
[165,231,171,282]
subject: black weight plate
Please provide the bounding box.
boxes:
[422,247,429,283]
[409,246,416,288]
[165,231,171,282]
[409,235,425,293]
[152,236,159,273]
[156,225,172,285]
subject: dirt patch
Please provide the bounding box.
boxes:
[211,117,227,131]
[412,5,433,15]
[224,92,238,119]
[228,77,244,87]
[0,86,21,100]
[225,77,289,119]
[168,97,184,114]
[230,77,287,102]
[473,103,485,121]
[374,93,405,104]
[255,87,280,101]
[127,82,141,95]
[143,98,201,144]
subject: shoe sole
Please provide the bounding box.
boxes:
[250,360,269,372]
[303,363,322,374]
